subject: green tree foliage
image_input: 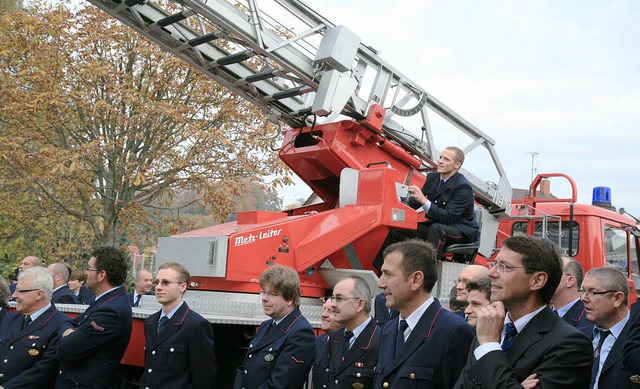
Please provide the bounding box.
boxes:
[0,1,291,262]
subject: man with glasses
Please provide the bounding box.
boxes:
[328,276,380,389]
[581,267,634,388]
[139,262,217,388]
[55,246,132,389]
[375,239,474,388]
[0,267,71,387]
[234,265,315,389]
[454,235,592,388]
[453,265,489,317]
[551,256,593,336]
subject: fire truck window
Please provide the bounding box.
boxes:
[511,221,579,256]
[604,226,628,274]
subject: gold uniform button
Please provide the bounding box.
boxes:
[410,372,416,379]
[630,375,640,384]
[383,383,389,388]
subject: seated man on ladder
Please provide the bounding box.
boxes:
[374,146,479,270]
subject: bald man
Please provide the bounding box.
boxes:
[453,265,489,316]
[9,256,43,296]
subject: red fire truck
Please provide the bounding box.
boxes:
[57,0,640,386]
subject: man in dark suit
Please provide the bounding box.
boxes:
[373,292,398,327]
[55,246,133,389]
[463,278,492,328]
[373,147,478,270]
[234,265,316,389]
[313,297,342,389]
[454,235,592,388]
[0,276,10,326]
[127,268,153,307]
[139,262,217,388]
[48,262,79,304]
[623,302,640,374]
[0,267,71,387]
[9,256,42,297]
[375,239,474,388]
[552,256,593,336]
[328,276,380,389]
[582,267,635,388]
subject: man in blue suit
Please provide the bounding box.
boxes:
[48,262,79,304]
[55,246,132,389]
[127,268,153,307]
[551,256,593,337]
[582,267,635,388]
[374,239,474,388]
[234,265,316,389]
[373,147,478,269]
[139,262,217,388]
[0,267,71,387]
[313,297,341,389]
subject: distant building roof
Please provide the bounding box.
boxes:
[512,188,556,201]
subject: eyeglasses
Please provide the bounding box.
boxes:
[15,288,39,294]
[329,295,362,303]
[86,267,100,272]
[578,289,619,298]
[259,290,282,298]
[152,280,184,287]
[487,261,525,274]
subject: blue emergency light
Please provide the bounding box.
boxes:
[592,186,614,210]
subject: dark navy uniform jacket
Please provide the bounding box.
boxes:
[560,299,594,337]
[313,333,331,389]
[51,285,79,305]
[234,307,316,389]
[375,299,474,389]
[0,304,71,388]
[329,319,380,389]
[76,285,95,305]
[139,302,218,389]
[55,285,132,389]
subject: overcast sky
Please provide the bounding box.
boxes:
[278,0,640,217]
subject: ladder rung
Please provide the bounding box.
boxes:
[188,31,223,47]
[244,69,277,83]
[156,11,190,28]
[124,0,145,7]
[268,86,308,101]
[214,50,254,66]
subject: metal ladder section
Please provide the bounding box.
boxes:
[86,0,512,215]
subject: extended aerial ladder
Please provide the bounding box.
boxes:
[85,0,512,216]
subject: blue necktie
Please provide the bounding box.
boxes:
[342,330,354,361]
[591,329,611,388]
[502,322,518,351]
[395,319,409,356]
[157,316,169,335]
[133,294,141,307]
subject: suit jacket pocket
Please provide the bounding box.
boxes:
[398,364,435,382]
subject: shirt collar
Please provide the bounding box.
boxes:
[401,296,434,332]
[556,297,580,317]
[30,303,52,322]
[596,312,630,339]
[160,300,184,321]
[95,285,122,301]
[507,304,547,334]
[351,316,372,340]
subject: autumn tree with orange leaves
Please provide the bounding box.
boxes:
[0,1,291,258]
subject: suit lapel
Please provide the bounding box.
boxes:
[157,303,190,343]
[505,307,553,365]
[601,322,629,374]
[336,320,378,375]
[254,308,302,351]
[384,300,444,376]
[15,306,56,340]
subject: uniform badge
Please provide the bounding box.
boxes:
[355,362,363,368]
[630,375,640,384]
[28,349,39,356]
[352,384,364,389]
[28,335,39,339]
[264,354,274,362]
